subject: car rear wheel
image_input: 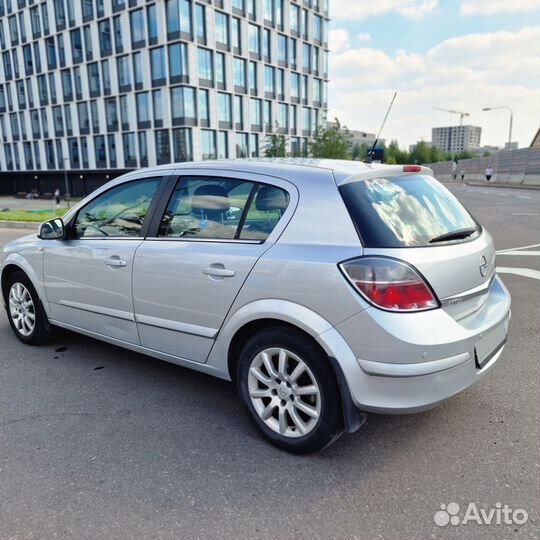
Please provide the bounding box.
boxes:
[237,327,343,454]
[5,271,52,345]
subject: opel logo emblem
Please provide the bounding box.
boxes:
[479,255,488,277]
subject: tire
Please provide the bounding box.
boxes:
[4,270,53,345]
[237,327,343,454]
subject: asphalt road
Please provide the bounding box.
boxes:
[1,183,539,540]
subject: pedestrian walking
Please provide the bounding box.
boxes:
[460,169,465,182]
[452,161,457,181]
[485,165,493,182]
[54,188,61,207]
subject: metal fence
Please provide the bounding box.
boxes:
[429,147,540,187]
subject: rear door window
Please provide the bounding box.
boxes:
[157,176,289,241]
[339,175,480,248]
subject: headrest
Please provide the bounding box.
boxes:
[255,186,289,212]
[191,184,230,212]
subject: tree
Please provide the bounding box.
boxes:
[351,142,370,161]
[385,140,409,164]
[409,141,431,164]
[264,122,288,157]
[309,118,351,159]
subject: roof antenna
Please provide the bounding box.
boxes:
[364,92,397,164]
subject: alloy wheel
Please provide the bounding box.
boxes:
[248,347,321,438]
[9,282,36,337]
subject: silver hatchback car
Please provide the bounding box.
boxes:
[1,159,511,453]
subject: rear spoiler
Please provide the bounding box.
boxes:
[337,165,434,186]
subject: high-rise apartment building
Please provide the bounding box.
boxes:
[0,0,329,194]
[432,125,482,154]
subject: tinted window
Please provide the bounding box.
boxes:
[158,177,289,241]
[339,175,480,248]
[75,178,161,238]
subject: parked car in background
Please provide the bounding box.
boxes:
[0,159,511,453]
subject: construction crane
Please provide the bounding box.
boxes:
[433,107,470,126]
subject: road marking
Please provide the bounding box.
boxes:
[497,251,540,256]
[497,242,540,253]
[512,213,540,216]
[497,267,540,281]
[497,193,507,197]
[517,195,531,200]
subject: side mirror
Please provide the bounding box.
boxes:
[39,218,65,240]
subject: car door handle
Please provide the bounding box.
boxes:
[105,257,127,268]
[202,266,235,278]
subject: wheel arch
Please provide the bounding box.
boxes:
[207,299,367,434]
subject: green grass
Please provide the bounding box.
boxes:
[0,209,66,223]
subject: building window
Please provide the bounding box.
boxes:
[198,89,209,126]
[197,48,213,84]
[250,97,261,128]
[215,52,226,87]
[217,131,228,158]
[171,86,196,123]
[215,12,229,47]
[150,47,166,85]
[168,42,188,83]
[173,128,192,162]
[136,92,150,127]
[147,4,158,44]
[250,134,259,157]
[94,135,106,167]
[130,9,145,47]
[155,129,171,165]
[99,19,112,55]
[88,62,100,96]
[200,130,216,160]
[278,103,288,129]
[117,55,131,89]
[249,61,257,92]
[195,4,206,41]
[248,24,260,56]
[234,57,246,89]
[290,4,299,33]
[133,52,143,87]
[167,0,192,37]
[122,133,137,167]
[232,17,241,51]
[70,29,83,63]
[264,65,275,95]
[153,89,163,125]
[236,132,248,157]
[218,93,232,125]
[234,95,243,129]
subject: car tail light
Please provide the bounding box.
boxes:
[339,257,439,312]
[403,165,422,173]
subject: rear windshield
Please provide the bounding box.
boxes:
[339,175,480,248]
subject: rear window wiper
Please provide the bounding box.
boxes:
[429,227,477,244]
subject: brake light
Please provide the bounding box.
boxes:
[339,257,439,312]
[403,165,422,173]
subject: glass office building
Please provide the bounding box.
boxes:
[0,0,329,193]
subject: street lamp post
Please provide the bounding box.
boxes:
[482,106,514,149]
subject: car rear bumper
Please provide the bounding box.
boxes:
[327,275,511,414]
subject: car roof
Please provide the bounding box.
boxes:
[122,159,434,187]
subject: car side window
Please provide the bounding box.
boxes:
[240,184,290,240]
[74,178,161,238]
[158,177,289,241]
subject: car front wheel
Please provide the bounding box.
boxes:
[5,270,53,345]
[237,327,343,454]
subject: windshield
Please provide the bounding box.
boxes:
[339,175,480,248]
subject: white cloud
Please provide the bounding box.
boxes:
[460,0,540,16]
[357,32,372,42]
[328,26,540,148]
[328,29,351,53]
[332,0,438,20]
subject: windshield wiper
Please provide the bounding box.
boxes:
[429,227,477,244]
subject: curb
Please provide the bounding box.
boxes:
[0,221,39,230]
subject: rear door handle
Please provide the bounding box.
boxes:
[202,266,235,278]
[105,257,127,267]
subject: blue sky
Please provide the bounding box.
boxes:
[328,0,540,149]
